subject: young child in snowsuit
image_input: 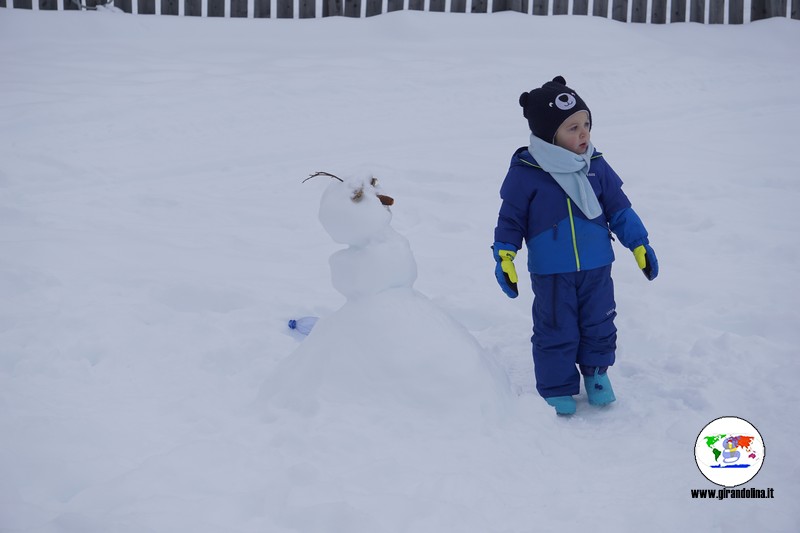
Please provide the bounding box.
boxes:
[492,76,658,416]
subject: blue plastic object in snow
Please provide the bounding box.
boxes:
[288,316,318,336]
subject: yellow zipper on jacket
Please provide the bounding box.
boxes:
[567,197,581,271]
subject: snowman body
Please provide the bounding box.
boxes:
[328,229,417,302]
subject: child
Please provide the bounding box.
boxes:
[492,76,658,416]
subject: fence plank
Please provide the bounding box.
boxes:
[276,0,292,16]
[299,0,315,16]
[751,0,787,19]
[161,0,178,13]
[651,0,666,20]
[632,0,647,20]
[232,0,247,15]
[750,0,763,18]
[206,0,223,15]
[344,0,360,15]
[670,0,685,20]
[451,0,467,10]
[13,0,33,7]
[793,0,799,19]
[184,0,200,15]
[502,0,524,10]
[689,0,703,21]
[532,0,547,14]
[573,0,588,14]
[553,0,568,13]
[39,0,58,8]
[727,0,742,21]
[138,0,155,13]
[612,0,628,20]
[593,0,608,16]
[300,0,317,15]
[470,0,487,11]
[409,0,423,9]
[365,0,380,15]
[493,0,526,11]
[709,0,723,21]
[324,0,342,15]
[430,0,445,10]
[114,0,131,12]
[386,0,402,11]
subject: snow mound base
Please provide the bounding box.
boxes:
[259,287,512,424]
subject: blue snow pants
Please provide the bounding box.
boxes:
[530,265,617,398]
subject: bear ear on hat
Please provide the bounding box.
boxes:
[519,92,529,108]
[552,75,567,85]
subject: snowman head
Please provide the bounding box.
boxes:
[313,172,395,247]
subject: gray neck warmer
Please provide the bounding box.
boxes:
[528,134,602,219]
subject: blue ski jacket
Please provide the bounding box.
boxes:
[494,146,649,275]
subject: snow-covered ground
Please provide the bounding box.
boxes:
[1,8,799,532]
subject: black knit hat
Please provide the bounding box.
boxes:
[519,76,592,143]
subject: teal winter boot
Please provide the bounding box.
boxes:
[584,368,616,406]
[545,396,577,416]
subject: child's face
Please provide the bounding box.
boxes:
[554,111,591,155]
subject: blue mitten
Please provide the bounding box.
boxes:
[492,242,519,298]
[633,244,658,281]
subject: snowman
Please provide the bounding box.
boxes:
[258,173,511,425]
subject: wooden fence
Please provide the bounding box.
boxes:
[2,0,798,23]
